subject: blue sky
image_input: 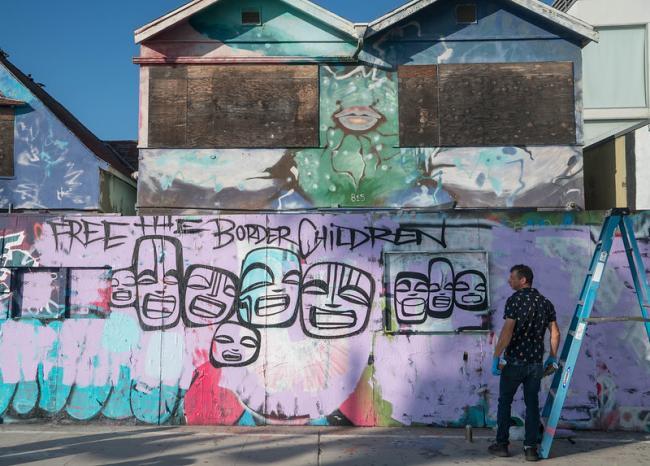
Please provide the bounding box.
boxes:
[0,0,554,140]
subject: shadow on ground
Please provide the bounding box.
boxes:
[0,426,648,465]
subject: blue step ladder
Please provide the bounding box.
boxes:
[540,209,650,459]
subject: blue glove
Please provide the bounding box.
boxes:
[492,356,502,376]
[544,356,559,376]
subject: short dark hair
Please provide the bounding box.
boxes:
[511,264,534,285]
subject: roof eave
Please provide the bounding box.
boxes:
[366,0,598,44]
[134,0,359,44]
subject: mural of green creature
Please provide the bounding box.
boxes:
[295,66,424,207]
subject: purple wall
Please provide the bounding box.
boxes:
[0,211,648,430]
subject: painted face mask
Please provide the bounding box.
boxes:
[301,262,374,339]
[209,321,261,368]
[394,272,429,324]
[239,248,301,327]
[454,270,488,312]
[183,265,238,327]
[133,236,183,331]
[110,267,136,308]
[428,258,455,319]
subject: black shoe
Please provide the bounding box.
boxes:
[525,447,540,462]
[488,443,510,457]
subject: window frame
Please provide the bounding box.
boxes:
[0,106,16,179]
[582,23,650,121]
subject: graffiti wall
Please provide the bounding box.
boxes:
[0,63,111,211]
[0,211,648,430]
[138,65,583,212]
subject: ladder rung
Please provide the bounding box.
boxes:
[585,316,650,324]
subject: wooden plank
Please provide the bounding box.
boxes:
[0,108,15,177]
[148,66,188,148]
[398,65,440,147]
[438,62,576,146]
[186,65,319,148]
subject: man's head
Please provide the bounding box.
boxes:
[508,264,534,291]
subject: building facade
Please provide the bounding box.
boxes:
[555,0,650,209]
[135,0,595,213]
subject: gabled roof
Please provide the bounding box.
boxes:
[367,0,598,43]
[0,51,135,176]
[135,0,358,44]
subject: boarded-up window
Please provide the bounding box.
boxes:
[0,107,15,177]
[398,65,440,147]
[438,62,576,146]
[69,268,112,318]
[398,62,576,147]
[148,65,319,148]
[11,268,67,319]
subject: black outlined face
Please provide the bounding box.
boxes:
[133,236,183,331]
[209,321,261,368]
[454,270,488,312]
[301,262,374,339]
[183,265,238,327]
[394,272,428,324]
[239,248,301,327]
[428,258,455,319]
[110,267,136,308]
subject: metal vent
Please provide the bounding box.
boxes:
[456,4,477,24]
[242,9,262,26]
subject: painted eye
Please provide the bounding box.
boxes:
[282,270,301,285]
[339,286,370,306]
[163,274,179,285]
[475,284,487,292]
[214,335,234,344]
[303,279,328,295]
[395,280,411,292]
[240,336,258,349]
[137,275,156,286]
[429,283,441,292]
[414,282,429,292]
[443,283,454,291]
[241,281,272,294]
[455,281,470,292]
[223,284,236,297]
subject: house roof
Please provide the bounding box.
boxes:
[135,0,359,44]
[0,51,135,177]
[367,0,598,43]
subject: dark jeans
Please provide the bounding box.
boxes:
[496,361,543,448]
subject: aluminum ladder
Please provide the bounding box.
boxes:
[539,209,650,459]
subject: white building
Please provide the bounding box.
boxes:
[555,0,650,209]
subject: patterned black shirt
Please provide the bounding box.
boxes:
[504,288,556,363]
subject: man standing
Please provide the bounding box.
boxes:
[488,265,561,462]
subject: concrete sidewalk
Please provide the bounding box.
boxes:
[0,425,648,465]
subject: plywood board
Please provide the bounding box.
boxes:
[148,65,319,148]
[398,65,440,147]
[438,62,576,146]
[0,108,15,177]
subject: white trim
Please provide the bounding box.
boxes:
[134,0,358,43]
[585,108,650,120]
[366,0,598,43]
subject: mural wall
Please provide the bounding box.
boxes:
[0,64,109,211]
[138,65,583,211]
[137,0,586,212]
[1,211,649,430]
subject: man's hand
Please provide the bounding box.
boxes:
[492,356,506,376]
[543,356,558,377]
